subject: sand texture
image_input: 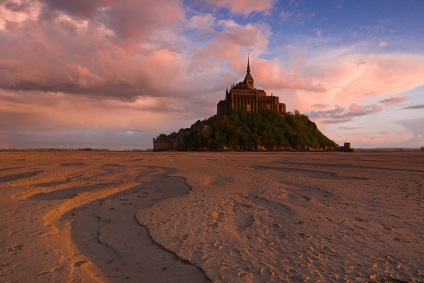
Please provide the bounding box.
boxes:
[0,151,423,282]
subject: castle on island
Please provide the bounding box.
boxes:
[153,57,287,151]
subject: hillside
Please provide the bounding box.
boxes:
[181,110,338,151]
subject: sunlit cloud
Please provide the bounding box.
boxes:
[379,96,407,106]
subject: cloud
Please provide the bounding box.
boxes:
[0,2,189,100]
[379,96,406,106]
[1,0,33,12]
[187,13,216,32]
[39,0,113,18]
[0,0,282,143]
[338,126,362,130]
[325,53,424,102]
[403,104,424,110]
[0,90,200,133]
[38,0,185,50]
[188,20,272,77]
[0,0,276,104]
[311,103,329,109]
[396,118,424,147]
[308,104,382,124]
[205,0,276,15]
[288,49,424,113]
[279,11,292,22]
[0,0,40,28]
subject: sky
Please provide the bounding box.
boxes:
[0,0,423,149]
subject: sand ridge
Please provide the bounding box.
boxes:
[0,151,423,282]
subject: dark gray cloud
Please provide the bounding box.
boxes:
[0,0,32,12]
[403,104,424,110]
[308,104,382,124]
[39,0,185,43]
[40,0,113,18]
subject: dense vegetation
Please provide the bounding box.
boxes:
[183,110,338,151]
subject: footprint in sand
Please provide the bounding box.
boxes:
[7,244,23,255]
[9,228,25,235]
[29,231,45,237]
[38,249,52,255]
[37,264,64,275]
[74,261,88,267]
[0,262,12,271]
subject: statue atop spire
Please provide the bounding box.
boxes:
[243,53,254,89]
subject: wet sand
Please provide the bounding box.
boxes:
[0,151,423,282]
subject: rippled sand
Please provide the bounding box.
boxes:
[0,151,423,282]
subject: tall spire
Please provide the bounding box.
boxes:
[247,53,251,74]
[243,53,254,89]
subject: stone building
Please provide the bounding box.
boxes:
[217,57,286,115]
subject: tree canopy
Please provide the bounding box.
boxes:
[182,110,338,151]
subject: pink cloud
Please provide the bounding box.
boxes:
[187,14,216,32]
[206,0,276,15]
[188,21,272,80]
[379,96,407,106]
[102,0,184,43]
[252,59,325,92]
[310,52,424,103]
[276,49,424,115]
[0,90,196,133]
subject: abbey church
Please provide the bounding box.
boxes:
[217,57,286,115]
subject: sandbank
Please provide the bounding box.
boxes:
[0,151,423,282]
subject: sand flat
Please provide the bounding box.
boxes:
[0,151,423,282]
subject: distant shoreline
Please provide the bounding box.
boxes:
[0,147,423,153]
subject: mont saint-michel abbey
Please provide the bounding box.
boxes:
[153,58,287,151]
[217,57,286,115]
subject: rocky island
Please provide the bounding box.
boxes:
[153,58,337,151]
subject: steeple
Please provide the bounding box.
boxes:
[247,53,251,74]
[243,54,254,89]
